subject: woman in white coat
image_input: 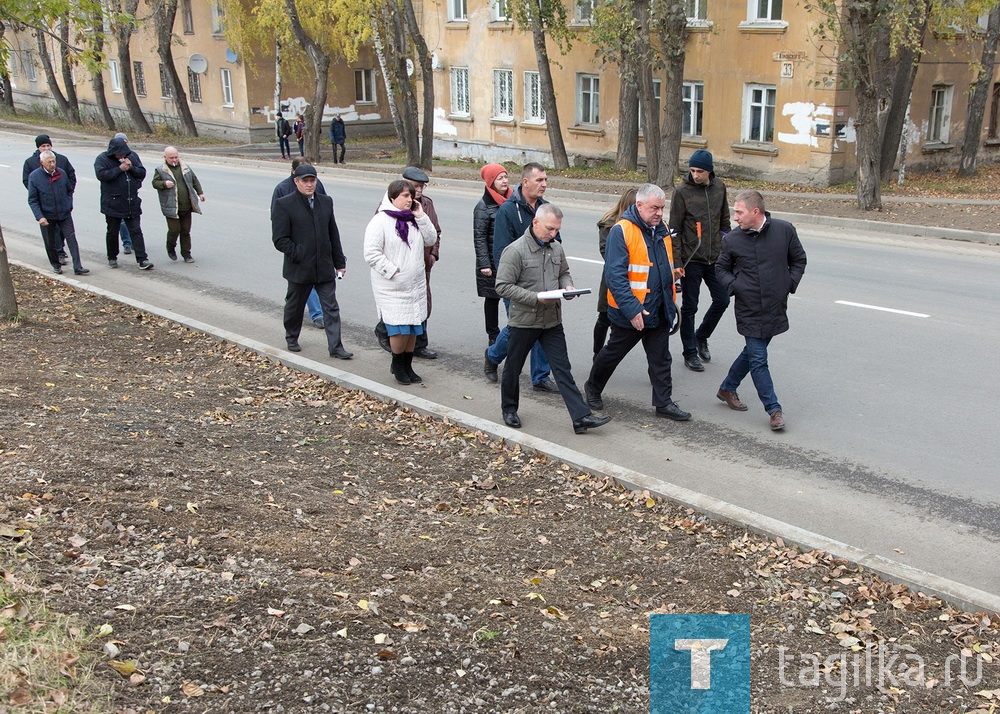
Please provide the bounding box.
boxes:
[365,179,438,385]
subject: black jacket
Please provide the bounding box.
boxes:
[492,185,558,267]
[23,151,76,193]
[270,175,327,216]
[271,190,346,284]
[94,137,146,218]
[716,213,807,339]
[668,172,731,267]
[472,188,501,299]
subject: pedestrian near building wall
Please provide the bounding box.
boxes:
[152,146,205,263]
[22,134,74,265]
[94,135,153,270]
[275,112,292,159]
[293,114,305,156]
[329,114,347,164]
[26,150,88,276]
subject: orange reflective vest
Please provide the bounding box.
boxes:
[606,219,675,310]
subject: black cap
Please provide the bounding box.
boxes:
[402,166,429,183]
[35,134,51,148]
[293,164,318,178]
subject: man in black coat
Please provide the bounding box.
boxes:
[22,134,75,265]
[271,164,353,359]
[715,190,807,431]
[94,136,153,270]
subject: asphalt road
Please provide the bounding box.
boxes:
[3,131,998,596]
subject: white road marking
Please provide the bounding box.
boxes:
[835,300,929,318]
[567,256,604,265]
[0,163,10,168]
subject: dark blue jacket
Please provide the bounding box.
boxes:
[94,137,146,218]
[492,185,559,267]
[27,165,74,221]
[329,118,346,144]
[23,151,76,193]
[604,204,676,331]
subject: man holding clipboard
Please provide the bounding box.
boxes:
[494,204,611,434]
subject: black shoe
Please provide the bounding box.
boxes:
[403,352,421,382]
[138,260,154,270]
[656,402,692,421]
[108,259,119,269]
[311,317,325,329]
[74,268,90,275]
[168,251,178,261]
[52,265,63,275]
[375,328,391,353]
[390,353,411,385]
[532,378,559,393]
[684,355,705,372]
[697,339,712,363]
[330,347,354,360]
[573,413,612,434]
[484,349,498,383]
[58,254,70,265]
[286,339,301,352]
[413,346,438,359]
[183,256,195,263]
[503,412,521,428]
[123,245,133,255]
[584,380,604,410]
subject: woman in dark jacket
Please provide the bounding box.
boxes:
[472,164,511,347]
[594,188,637,354]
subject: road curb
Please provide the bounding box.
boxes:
[27,260,1000,615]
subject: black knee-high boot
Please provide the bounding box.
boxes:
[391,353,411,385]
[404,351,422,383]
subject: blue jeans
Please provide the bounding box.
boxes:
[720,336,780,414]
[306,289,322,321]
[119,222,132,248]
[487,299,551,385]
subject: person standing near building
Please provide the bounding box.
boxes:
[669,149,732,372]
[585,184,691,422]
[330,114,347,164]
[374,166,440,359]
[152,146,205,263]
[22,134,74,265]
[26,151,89,276]
[271,164,353,360]
[715,190,807,431]
[494,203,611,434]
[472,163,510,367]
[275,112,292,159]
[94,135,153,270]
[293,114,306,156]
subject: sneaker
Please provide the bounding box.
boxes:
[168,251,178,261]
[138,260,154,270]
[108,259,119,269]
[123,245,133,255]
[52,265,63,275]
[74,267,90,275]
[183,256,195,263]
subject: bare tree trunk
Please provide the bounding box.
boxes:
[114,0,153,133]
[958,5,1000,177]
[401,0,434,169]
[285,0,330,163]
[0,224,19,321]
[154,0,198,136]
[616,51,639,171]
[372,24,404,141]
[88,10,116,129]
[530,10,569,169]
[378,0,419,163]
[274,39,282,112]
[896,98,911,185]
[59,19,79,117]
[655,2,687,186]
[36,30,76,122]
[634,0,659,181]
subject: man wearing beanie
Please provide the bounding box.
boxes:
[668,149,731,372]
[22,134,77,266]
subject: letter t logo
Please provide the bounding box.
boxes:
[674,639,729,689]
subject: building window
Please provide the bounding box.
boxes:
[744,83,775,142]
[492,69,514,120]
[989,82,1000,140]
[575,0,595,22]
[448,0,467,21]
[220,68,233,107]
[24,51,37,82]
[524,71,545,123]
[108,59,121,92]
[751,0,782,21]
[159,63,174,98]
[577,74,600,125]
[133,61,146,97]
[211,2,226,33]
[355,68,376,103]
[181,0,194,33]
[9,52,19,77]
[450,67,470,116]
[686,0,708,20]
[682,81,704,136]
[188,68,202,103]
[491,0,509,21]
[928,85,953,143]
[638,79,662,134]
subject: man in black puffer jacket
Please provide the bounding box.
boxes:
[94,136,153,270]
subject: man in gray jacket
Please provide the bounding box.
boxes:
[152,147,205,263]
[494,203,611,434]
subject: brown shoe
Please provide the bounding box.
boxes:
[769,410,786,431]
[717,389,748,411]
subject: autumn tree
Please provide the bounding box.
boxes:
[108,0,153,133]
[651,0,689,186]
[591,1,641,170]
[958,5,1000,176]
[370,0,420,164]
[152,0,198,135]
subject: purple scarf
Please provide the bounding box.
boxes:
[383,208,417,246]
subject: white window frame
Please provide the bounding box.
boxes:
[743,83,776,143]
[491,0,509,22]
[159,63,174,99]
[686,0,708,21]
[682,81,704,136]
[574,0,595,23]
[450,67,470,117]
[108,59,121,92]
[492,69,514,121]
[220,68,234,107]
[750,0,782,21]
[211,2,226,34]
[577,74,600,126]
[928,85,953,143]
[181,0,194,33]
[638,79,662,134]
[355,68,376,104]
[524,71,545,123]
[448,0,467,21]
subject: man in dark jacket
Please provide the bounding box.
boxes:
[669,149,731,372]
[94,136,153,270]
[329,114,347,164]
[485,162,555,392]
[271,164,353,360]
[585,184,691,422]
[26,151,89,276]
[22,134,75,265]
[715,190,807,431]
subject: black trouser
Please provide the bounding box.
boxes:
[680,261,730,358]
[166,211,193,258]
[38,222,66,258]
[484,297,501,344]
[502,324,589,421]
[105,215,148,262]
[589,320,674,408]
[333,142,345,163]
[593,310,611,355]
[283,279,345,354]
[41,218,82,271]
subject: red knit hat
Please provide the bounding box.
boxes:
[480,163,507,187]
